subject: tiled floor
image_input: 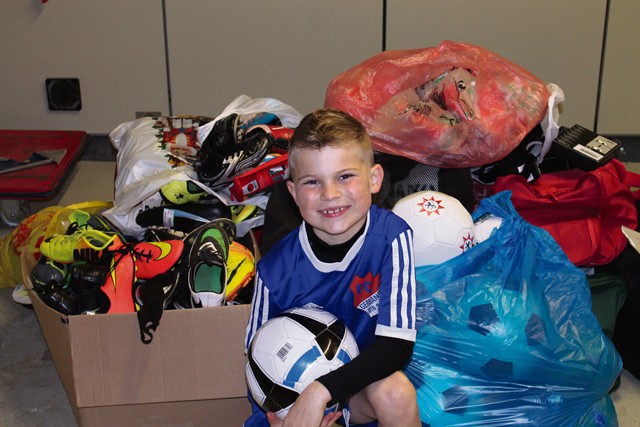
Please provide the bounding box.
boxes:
[1,160,640,426]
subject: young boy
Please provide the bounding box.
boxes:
[244,109,421,427]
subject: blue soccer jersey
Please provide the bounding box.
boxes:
[244,205,417,426]
[245,204,417,353]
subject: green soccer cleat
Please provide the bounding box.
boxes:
[184,218,235,307]
[65,209,119,235]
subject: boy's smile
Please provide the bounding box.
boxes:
[287,144,383,246]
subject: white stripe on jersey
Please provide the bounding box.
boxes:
[390,238,400,328]
[260,286,270,332]
[246,274,269,351]
[408,230,417,328]
[389,230,413,329]
[399,230,410,329]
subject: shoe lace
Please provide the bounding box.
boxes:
[101,241,140,278]
[107,241,183,275]
[130,244,154,264]
[108,240,147,261]
[198,241,223,259]
[66,214,115,235]
[66,221,89,234]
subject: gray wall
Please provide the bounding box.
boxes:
[1,0,637,136]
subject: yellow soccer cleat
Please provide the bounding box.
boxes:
[225,241,255,302]
[230,204,262,223]
[160,180,209,205]
[39,229,123,264]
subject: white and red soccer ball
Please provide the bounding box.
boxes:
[392,191,475,267]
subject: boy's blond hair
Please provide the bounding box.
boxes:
[288,109,374,178]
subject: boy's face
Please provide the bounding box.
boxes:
[287,143,383,246]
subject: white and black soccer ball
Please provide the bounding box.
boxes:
[392,191,475,267]
[246,307,359,420]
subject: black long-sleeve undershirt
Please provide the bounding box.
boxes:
[317,335,414,404]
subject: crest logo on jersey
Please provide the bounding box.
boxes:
[350,272,380,316]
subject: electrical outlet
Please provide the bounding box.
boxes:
[46,78,82,111]
[136,111,162,118]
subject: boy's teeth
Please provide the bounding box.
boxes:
[323,207,345,214]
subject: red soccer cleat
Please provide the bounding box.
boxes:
[132,240,185,279]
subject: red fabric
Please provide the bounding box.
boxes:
[0,130,87,199]
[493,159,639,266]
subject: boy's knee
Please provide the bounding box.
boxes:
[372,371,417,406]
[349,372,420,426]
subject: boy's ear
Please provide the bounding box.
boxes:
[286,179,298,204]
[370,164,384,194]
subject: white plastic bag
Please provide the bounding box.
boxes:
[103,116,209,239]
[197,94,303,143]
[103,96,303,240]
[526,83,565,164]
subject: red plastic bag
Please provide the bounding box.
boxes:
[325,40,550,168]
[493,159,640,266]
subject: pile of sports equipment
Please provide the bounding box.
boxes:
[25,203,254,342]
[16,97,304,344]
[101,95,302,242]
[10,39,636,425]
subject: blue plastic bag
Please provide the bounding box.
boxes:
[405,191,621,426]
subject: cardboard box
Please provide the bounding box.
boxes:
[22,254,252,426]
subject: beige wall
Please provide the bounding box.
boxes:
[0,0,169,134]
[165,0,381,119]
[597,0,640,135]
[1,0,637,135]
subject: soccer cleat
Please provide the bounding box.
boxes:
[65,210,119,235]
[185,219,235,307]
[135,201,232,233]
[144,226,186,242]
[170,273,192,309]
[182,217,236,249]
[69,263,109,314]
[40,229,123,264]
[196,113,241,180]
[100,243,136,314]
[100,238,185,314]
[201,113,241,153]
[160,180,209,205]
[133,270,180,311]
[41,287,78,315]
[230,204,263,223]
[30,257,68,293]
[225,241,256,302]
[131,240,185,280]
[212,217,236,242]
[196,132,271,190]
[244,124,293,154]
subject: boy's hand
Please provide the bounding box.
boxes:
[266,411,341,427]
[266,411,283,427]
[267,381,339,427]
